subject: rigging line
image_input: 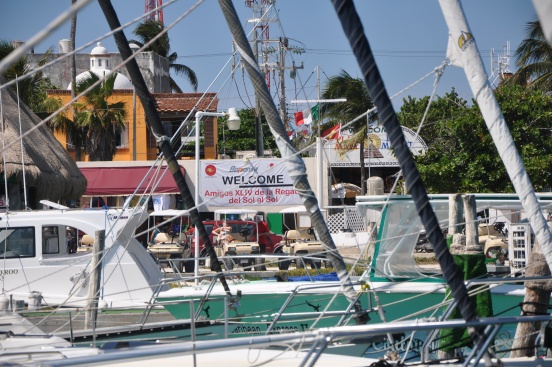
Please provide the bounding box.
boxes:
[0,0,181,92]
[292,70,315,105]
[0,88,6,294]
[233,73,252,108]
[386,61,447,192]
[0,91,9,213]
[331,0,478,333]
[332,61,445,140]
[220,0,367,324]
[168,53,238,154]
[240,64,255,108]
[14,76,28,209]
[0,0,93,76]
[164,8,264,152]
[100,0,234,295]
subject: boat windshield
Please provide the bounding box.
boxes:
[372,200,448,279]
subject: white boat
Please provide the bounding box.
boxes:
[0,201,164,309]
[2,0,551,363]
[5,315,551,366]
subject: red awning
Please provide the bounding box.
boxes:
[80,166,185,196]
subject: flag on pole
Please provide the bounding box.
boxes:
[294,104,319,126]
[321,123,341,140]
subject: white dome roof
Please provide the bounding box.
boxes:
[67,41,133,90]
[91,42,108,55]
[68,70,133,90]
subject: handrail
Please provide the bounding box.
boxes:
[265,281,368,335]
[143,253,368,335]
[42,314,552,367]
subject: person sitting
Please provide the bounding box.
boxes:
[212,221,232,245]
[221,234,235,245]
[150,220,163,244]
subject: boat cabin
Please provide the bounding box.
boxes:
[356,193,552,280]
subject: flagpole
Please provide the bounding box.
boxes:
[316,66,323,207]
[291,81,346,208]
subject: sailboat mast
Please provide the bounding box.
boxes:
[15,76,28,209]
[439,0,552,272]
[316,66,323,207]
[219,0,367,323]
[97,0,235,299]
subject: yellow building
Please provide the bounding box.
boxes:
[48,90,219,162]
[47,42,220,162]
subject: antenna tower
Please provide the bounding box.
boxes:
[245,0,272,89]
[489,41,511,87]
[145,0,164,23]
[244,1,304,137]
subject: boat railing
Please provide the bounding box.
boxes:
[420,274,552,362]
[265,281,371,335]
[44,314,552,366]
[143,254,372,336]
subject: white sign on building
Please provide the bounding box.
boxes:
[327,125,427,167]
[200,159,303,206]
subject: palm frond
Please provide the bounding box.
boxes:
[170,63,198,91]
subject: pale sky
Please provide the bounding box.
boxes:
[1,0,537,115]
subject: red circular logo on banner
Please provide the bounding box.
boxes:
[205,164,217,176]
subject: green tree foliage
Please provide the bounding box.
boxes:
[42,96,86,160]
[398,85,552,193]
[321,70,374,193]
[217,108,279,157]
[74,72,126,161]
[130,20,198,93]
[510,20,552,92]
[0,40,55,112]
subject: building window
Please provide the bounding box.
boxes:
[0,227,35,258]
[98,59,102,67]
[66,135,75,151]
[91,60,94,68]
[42,226,59,254]
[116,124,128,149]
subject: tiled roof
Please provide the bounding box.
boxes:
[152,93,218,113]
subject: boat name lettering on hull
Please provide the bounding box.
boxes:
[231,325,262,335]
[231,323,310,335]
[0,269,18,275]
[107,214,129,221]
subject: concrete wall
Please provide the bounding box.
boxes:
[27,51,170,93]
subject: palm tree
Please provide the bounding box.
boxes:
[321,70,374,194]
[70,0,80,159]
[42,96,86,160]
[0,40,53,112]
[75,72,126,161]
[130,20,198,92]
[510,20,552,91]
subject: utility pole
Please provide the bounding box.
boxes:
[245,0,303,157]
[277,37,303,129]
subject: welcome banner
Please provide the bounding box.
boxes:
[200,159,303,206]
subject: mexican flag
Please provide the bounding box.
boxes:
[294,104,319,126]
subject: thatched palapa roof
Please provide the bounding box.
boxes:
[0,76,86,207]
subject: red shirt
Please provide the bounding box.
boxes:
[257,221,269,234]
